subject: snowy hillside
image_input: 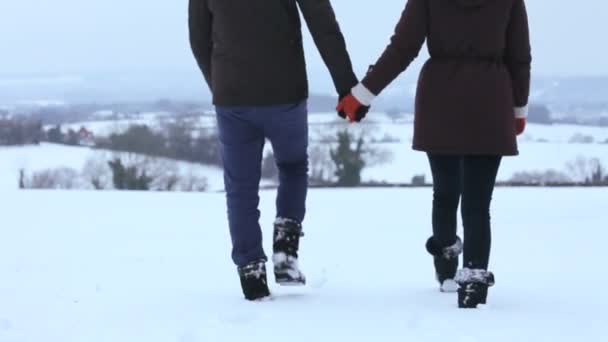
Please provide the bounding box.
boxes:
[363,137,608,184]
[3,113,608,191]
[314,115,608,183]
[56,112,608,184]
[0,143,226,191]
[0,188,605,341]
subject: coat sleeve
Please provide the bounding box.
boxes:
[504,0,532,117]
[188,0,213,90]
[296,0,358,96]
[361,0,428,96]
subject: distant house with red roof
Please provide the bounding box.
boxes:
[78,127,95,147]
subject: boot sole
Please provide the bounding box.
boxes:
[275,274,306,286]
[274,264,306,286]
[276,280,306,286]
[244,291,271,301]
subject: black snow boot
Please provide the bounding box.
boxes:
[455,268,495,309]
[272,217,306,286]
[237,260,271,301]
[426,236,463,292]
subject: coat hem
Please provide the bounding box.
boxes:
[212,93,309,108]
[412,144,519,157]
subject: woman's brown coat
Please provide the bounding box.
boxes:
[362,0,532,156]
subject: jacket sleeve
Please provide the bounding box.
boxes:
[188,0,213,90]
[296,0,358,96]
[361,0,427,96]
[504,0,532,117]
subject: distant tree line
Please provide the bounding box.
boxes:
[96,121,222,167]
[527,104,552,124]
[23,100,209,126]
[509,157,608,186]
[44,125,94,146]
[0,118,43,146]
[20,155,208,192]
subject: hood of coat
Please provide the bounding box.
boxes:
[453,0,489,8]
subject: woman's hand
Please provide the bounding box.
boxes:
[515,117,526,136]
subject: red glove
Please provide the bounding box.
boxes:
[336,94,369,123]
[515,118,526,136]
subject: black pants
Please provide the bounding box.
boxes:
[427,154,502,270]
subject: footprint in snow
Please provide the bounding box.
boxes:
[0,318,13,331]
[216,310,258,325]
[177,331,199,342]
[309,268,328,289]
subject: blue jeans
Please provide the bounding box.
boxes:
[216,101,309,267]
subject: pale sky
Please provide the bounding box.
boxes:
[1,0,607,77]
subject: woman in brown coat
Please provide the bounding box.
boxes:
[338,0,531,308]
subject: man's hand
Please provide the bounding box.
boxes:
[337,93,348,119]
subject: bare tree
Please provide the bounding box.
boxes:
[308,144,335,184]
[588,158,606,185]
[564,157,607,185]
[147,158,181,191]
[82,155,112,190]
[180,169,209,192]
[566,156,590,182]
[18,169,25,189]
[510,170,572,185]
[569,133,595,144]
[23,167,80,189]
[364,146,393,168]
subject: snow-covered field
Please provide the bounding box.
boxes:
[0,188,605,342]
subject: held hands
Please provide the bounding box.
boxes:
[336,93,369,123]
[336,83,375,123]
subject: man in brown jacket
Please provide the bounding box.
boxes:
[338,0,531,308]
[189,0,358,301]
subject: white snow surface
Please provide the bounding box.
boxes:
[0,188,606,342]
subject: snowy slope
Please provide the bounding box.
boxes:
[363,140,608,183]
[3,119,608,191]
[318,118,608,183]
[0,188,606,342]
[0,143,226,191]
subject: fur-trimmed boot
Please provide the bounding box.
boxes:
[272,217,306,285]
[455,268,495,308]
[237,259,271,301]
[426,236,463,292]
